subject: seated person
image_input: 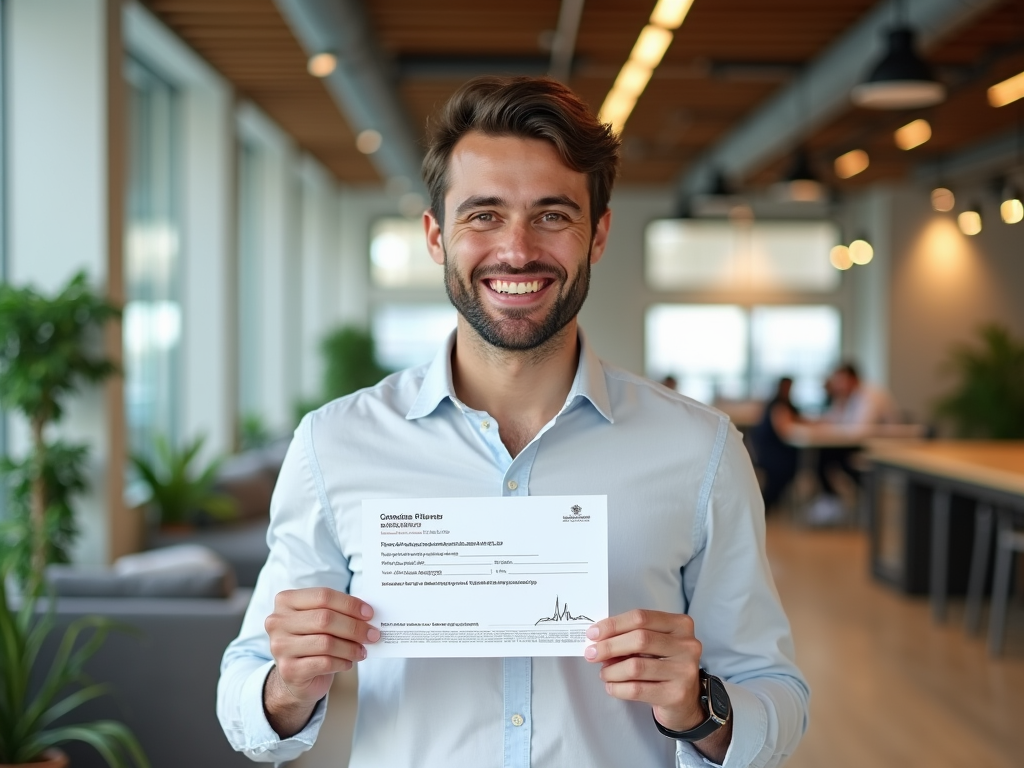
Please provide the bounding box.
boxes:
[751,377,802,514]
[812,362,899,521]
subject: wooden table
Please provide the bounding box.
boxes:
[784,423,926,448]
[865,441,1024,622]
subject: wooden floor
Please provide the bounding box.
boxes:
[769,521,1024,768]
[295,522,1024,767]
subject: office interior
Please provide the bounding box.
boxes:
[2,1,1024,767]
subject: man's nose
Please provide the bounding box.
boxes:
[495,220,535,267]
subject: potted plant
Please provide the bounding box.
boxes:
[293,325,391,422]
[0,569,149,767]
[934,323,1024,439]
[0,272,118,596]
[130,434,237,528]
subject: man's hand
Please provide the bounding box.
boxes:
[262,588,379,738]
[584,609,732,763]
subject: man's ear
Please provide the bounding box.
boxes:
[588,208,612,265]
[424,209,445,265]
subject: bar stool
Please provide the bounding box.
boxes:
[988,509,1024,655]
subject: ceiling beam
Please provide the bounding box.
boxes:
[549,0,586,83]
[273,0,424,187]
[677,0,1004,198]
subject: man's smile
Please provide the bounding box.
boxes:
[486,278,551,295]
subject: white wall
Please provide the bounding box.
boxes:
[883,183,1024,423]
[8,0,117,565]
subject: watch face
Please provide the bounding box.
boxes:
[707,676,731,721]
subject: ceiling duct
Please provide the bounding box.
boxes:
[273,0,424,188]
[678,0,1002,198]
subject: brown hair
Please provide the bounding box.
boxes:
[422,76,621,233]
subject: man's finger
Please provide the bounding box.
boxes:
[266,609,381,646]
[585,628,700,664]
[275,587,374,620]
[270,631,370,665]
[586,609,693,641]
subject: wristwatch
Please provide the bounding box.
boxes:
[653,669,731,742]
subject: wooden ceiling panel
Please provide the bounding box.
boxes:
[141,0,1024,190]
[142,0,380,184]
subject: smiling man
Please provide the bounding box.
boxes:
[218,77,809,768]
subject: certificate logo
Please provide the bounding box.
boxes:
[562,504,590,522]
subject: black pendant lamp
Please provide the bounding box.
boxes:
[780,148,825,202]
[851,26,945,110]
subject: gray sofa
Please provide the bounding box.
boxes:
[32,589,255,768]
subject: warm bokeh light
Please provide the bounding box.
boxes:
[834,149,869,179]
[787,179,826,202]
[631,25,674,69]
[598,89,639,135]
[307,52,337,78]
[894,119,931,150]
[849,239,874,265]
[829,244,853,270]
[356,129,383,154]
[650,0,695,30]
[988,70,1024,108]
[958,210,982,236]
[931,187,955,212]
[1001,198,1024,224]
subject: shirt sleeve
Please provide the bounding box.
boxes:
[678,421,810,768]
[217,414,353,763]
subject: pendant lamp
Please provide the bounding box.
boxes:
[851,27,945,110]
[778,148,825,202]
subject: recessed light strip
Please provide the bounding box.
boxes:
[598,0,695,134]
[988,70,1024,108]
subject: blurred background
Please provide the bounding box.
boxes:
[2,1,1024,767]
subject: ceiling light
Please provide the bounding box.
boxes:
[851,28,945,110]
[1001,184,1023,224]
[958,206,982,236]
[931,187,955,212]
[830,245,853,271]
[849,238,874,265]
[356,129,383,154]
[598,88,639,134]
[307,51,337,78]
[614,60,654,97]
[895,118,932,150]
[650,0,695,30]
[780,149,825,202]
[631,25,674,69]
[988,70,1024,108]
[835,149,870,179]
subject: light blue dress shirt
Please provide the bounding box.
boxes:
[218,330,809,768]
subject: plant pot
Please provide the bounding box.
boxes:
[0,748,69,768]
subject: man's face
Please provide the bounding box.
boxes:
[424,132,610,351]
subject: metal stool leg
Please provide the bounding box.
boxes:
[965,504,994,635]
[989,515,1017,655]
[930,488,952,623]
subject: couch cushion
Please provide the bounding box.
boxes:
[47,545,236,598]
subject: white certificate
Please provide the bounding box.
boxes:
[358,495,608,658]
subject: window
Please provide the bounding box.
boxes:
[237,141,263,419]
[372,304,457,371]
[123,57,181,459]
[646,304,840,412]
[645,219,840,292]
[370,217,442,288]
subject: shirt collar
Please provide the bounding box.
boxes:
[406,327,614,424]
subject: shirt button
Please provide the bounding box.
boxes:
[481,420,490,430]
[511,714,524,727]
[507,480,518,491]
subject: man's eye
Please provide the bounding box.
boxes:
[472,212,494,222]
[542,212,566,222]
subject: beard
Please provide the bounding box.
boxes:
[442,245,591,352]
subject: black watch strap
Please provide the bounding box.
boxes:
[652,669,730,743]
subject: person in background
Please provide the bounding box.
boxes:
[811,362,899,522]
[751,377,802,514]
[660,374,678,391]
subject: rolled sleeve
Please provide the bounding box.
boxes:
[680,422,810,768]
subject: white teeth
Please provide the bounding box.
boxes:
[490,279,543,295]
